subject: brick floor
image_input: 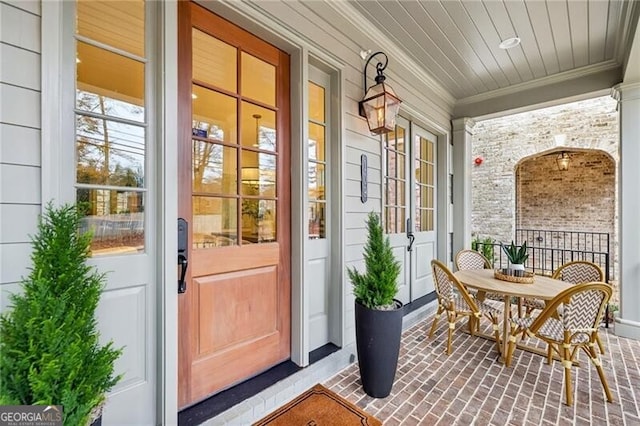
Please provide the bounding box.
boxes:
[324,315,640,425]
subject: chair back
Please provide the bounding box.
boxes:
[455,249,491,271]
[431,259,478,311]
[552,260,604,284]
[530,283,611,338]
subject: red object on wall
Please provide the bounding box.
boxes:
[474,157,483,166]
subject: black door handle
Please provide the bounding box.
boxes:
[178,218,189,294]
[178,253,188,294]
[406,218,415,252]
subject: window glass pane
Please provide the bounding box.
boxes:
[241,151,276,197]
[387,149,396,178]
[76,116,144,187]
[241,102,276,151]
[386,178,396,206]
[427,164,434,185]
[192,29,236,92]
[242,199,276,243]
[397,152,405,180]
[398,208,406,233]
[77,188,144,256]
[395,126,406,153]
[398,179,405,207]
[308,123,325,162]
[241,52,275,106]
[308,163,325,201]
[308,202,325,239]
[193,196,237,248]
[192,85,237,144]
[76,42,145,122]
[77,0,145,57]
[309,82,325,122]
[192,142,237,194]
[386,207,395,233]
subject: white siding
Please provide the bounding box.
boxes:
[0,1,42,293]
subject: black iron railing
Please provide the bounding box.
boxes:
[473,228,612,326]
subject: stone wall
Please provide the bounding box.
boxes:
[471,95,619,301]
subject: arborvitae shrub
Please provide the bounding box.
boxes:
[347,212,401,309]
[0,203,122,425]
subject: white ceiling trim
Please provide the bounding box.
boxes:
[456,60,620,107]
[324,0,456,106]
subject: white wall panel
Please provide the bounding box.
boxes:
[3,0,40,16]
[0,84,41,128]
[0,124,41,166]
[0,164,40,204]
[0,282,22,312]
[0,2,41,52]
[0,43,40,90]
[0,242,32,284]
[0,204,39,243]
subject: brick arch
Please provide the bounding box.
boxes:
[515,149,615,235]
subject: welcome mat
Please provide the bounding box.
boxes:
[253,384,382,426]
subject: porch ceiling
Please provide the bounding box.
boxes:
[331,0,640,118]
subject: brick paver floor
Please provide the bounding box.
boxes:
[324,314,640,425]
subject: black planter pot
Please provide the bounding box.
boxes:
[355,299,404,398]
[90,415,102,426]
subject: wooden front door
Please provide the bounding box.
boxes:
[178,2,291,408]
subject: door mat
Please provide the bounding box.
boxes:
[252,384,382,426]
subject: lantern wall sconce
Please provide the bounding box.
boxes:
[358,51,402,135]
[556,152,571,171]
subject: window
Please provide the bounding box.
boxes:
[308,81,327,239]
[74,0,147,255]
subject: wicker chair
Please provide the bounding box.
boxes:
[522,261,607,352]
[505,282,612,406]
[429,260,502,355]
[454,250,503,304]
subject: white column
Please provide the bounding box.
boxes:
[451,118,475,258]
[614,82,640,340]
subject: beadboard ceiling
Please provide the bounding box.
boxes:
[326,0,640,117]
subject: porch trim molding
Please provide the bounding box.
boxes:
[451,117,475,258]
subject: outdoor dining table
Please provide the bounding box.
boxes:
[453,269,573,362]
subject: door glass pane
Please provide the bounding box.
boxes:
[192,142,237,194]
[308,123,325,161]
[77,0,145,57]
[241,102,276,151]
[77,188,144,256]
[76,116,145,187]
[387,179,396,206]
[242,199,276,243]
[76,42,145,122]
[308,202,325,239]
[241,151,276,197]
[308,163,325,200]
[192,29,236,92]
[192,85,237,144]
[241,52,275,106]
[309,82,325,122]
[193,196,238,248]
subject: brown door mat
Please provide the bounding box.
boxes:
[253,384,382,426]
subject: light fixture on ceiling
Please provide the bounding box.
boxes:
[556,152,571,171]
[252,114,262,147]
[191,93,198,100]
[358,51,402,135]
[499,37,521,49]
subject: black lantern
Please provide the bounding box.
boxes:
[556,152,570,171]
[358,52,402,135]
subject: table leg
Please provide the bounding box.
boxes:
[502,295,511,362]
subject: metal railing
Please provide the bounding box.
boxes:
[473,228,612,326]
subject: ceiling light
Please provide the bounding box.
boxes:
[499,37,521,49]
[191,93,198,99]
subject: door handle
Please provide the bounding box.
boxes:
[178,218,188,294]
[406,218,415,252]
[178,254,188,294]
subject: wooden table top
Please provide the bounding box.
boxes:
[454,269,572,300]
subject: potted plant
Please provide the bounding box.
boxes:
[502,240,529,273]
[347,212,402,398]
[0,203,122,425]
